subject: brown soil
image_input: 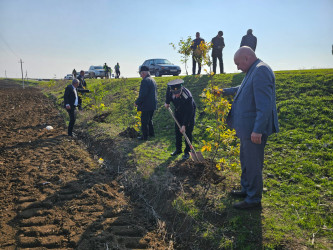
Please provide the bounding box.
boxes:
[0,80,168,249]
[119,127,138,138]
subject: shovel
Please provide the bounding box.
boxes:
[168,107,204,162]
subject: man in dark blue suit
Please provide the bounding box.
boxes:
[64,79,79,137]
[223,46,279,209]
[135,66,158,140]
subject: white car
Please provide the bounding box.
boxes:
[64,74,73,80]
[88,66,106,79]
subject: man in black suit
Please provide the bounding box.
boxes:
[211,31,225,74]
[64,79,79,136]
[191,32,205,75]
[240,29,257,52]
[135,66,158,140]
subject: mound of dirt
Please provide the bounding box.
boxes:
[93,112,111,123]
[170,159,225,184]
[119,127,138,138]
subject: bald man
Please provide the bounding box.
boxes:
[223,46,279,209]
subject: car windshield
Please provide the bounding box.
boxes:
[155,59,172,65]
[95,66,103,69]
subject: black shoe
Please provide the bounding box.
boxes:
[182,153,190,160]
[233,201,261,210]
[171,150,182,156]
[230,190,247,198]
[137,136,147,141]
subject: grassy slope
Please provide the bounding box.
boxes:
[12,69,332,249]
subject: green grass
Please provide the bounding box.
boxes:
[7,69,332,249]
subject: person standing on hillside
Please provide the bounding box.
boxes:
[64,79,79,137]
[76,70,87,110]
[191,32,205,75]
[222,46,279,209]
[135,66,158,140]
[72,69,77,79]
[103,63,109,79]
[164,79,196,160]
[211,31,225,74]
[115,63,120,78]
[240,29,257,51]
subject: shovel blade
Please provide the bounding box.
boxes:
[195,151,205,162]
[189,151,205,162]
[189,151,199,162]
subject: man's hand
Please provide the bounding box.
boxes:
[180,125,186,134]
[134,103,137,107]
[164,103,170,109]
[251,132,262,144]
[66,105,71,110]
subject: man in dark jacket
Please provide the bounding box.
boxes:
[77,70,86,88]
[240,29,257,51]
[135,66,158,140]
[191,32,205,75]
[211,31,225,74]
[64,79,79,136]
[164,79,196,160]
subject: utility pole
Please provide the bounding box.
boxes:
[5,70,7,78]
[19,59,24,88]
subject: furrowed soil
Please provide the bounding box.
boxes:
[0,80,169,249]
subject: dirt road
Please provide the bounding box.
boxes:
[0,80,167,249]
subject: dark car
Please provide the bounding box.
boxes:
[139,59,181,77]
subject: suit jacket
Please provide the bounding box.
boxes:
[64,84,78,108]
[135,75,157,111]
[224,59,279,139]
[240,34,257,51]
[211,36,225,56]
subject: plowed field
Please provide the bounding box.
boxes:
[0,80,167,249]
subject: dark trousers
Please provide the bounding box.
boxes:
[116,70,120,78]
[141,110,155,139]
[212,53,224,74]
[240,135,268,203]
[175,121,194,154]
[67,107,76,136]
[192,56,202,75]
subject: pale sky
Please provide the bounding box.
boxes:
[0,0,332,79]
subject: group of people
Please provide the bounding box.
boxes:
[191,29,257,75]
[134,45,278,210]
[64,29,278,210]
[103,62,121,79]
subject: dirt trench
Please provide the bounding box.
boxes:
[0,80,169,249]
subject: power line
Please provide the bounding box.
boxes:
[0,33,20,59]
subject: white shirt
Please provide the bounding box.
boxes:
[73,85,78,106]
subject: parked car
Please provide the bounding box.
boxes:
[139,59,181,77]
[64,74,73,80]
[88,66,106,79]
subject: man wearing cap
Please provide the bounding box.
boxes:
[164,79,196,160]
[64,79,79,137]
[135,66,158,140]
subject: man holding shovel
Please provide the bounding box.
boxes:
[164,79,196,160]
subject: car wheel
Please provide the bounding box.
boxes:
[155,71,161,77]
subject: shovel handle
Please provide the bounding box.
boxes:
[167,107,196,153]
